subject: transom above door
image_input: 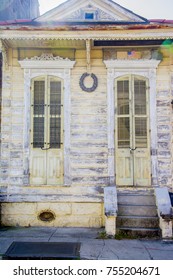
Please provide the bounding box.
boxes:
[30,75,64,185]
[115,75,151,186]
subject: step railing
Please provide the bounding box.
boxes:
[155,187,173,238]
[104,186,117,236]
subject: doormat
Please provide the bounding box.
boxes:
[2,242,81,260]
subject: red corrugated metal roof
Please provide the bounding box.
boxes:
[150,19,173,24]
[0,19,173,29]
[0,19,32,25]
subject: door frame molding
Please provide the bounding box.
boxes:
[19,54,75,186]
[104,59,160,187]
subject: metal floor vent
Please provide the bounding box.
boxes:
[3,242,81,260]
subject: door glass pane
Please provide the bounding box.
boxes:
[50,81,61,115]
[118,117,130,148]
[135,117,147,148]
[33,81,45,148]
[134,79,146,115]
[33,117,44,148]
[117,80,129,115]
[49,80,62,149]
[50,117,61,149]
[34,81,45,115]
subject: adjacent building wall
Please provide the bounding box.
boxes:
[0,0,39,21]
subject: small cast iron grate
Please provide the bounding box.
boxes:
[3,242,81,260]
[38,211,55,222]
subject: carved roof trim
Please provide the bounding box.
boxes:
[1,31,173,41]
[18,53,76,69]
[24,53,71,61]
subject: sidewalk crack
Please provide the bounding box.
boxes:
[97,241,120,260]
[141,242,153,260]
[109,247,120,260]
[48,229,57,242]
[97,240,106,260]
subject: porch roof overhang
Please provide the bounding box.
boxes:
[0,21,173,49]
[0,29,173,49]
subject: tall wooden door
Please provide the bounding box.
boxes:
[30,76,64,185]
[115,75,151,186]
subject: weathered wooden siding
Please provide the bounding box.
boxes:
[156,45,173,190]
[1,48,108,194]
[1,49,25,188]
[70,49,109,187]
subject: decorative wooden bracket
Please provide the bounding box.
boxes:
[86,39,91,72]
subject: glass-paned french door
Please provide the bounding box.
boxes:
[30,76,64,185]
[115,75,151,186]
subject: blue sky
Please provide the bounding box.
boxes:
[38,0,173,19]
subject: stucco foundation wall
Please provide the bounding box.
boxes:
[1,202,104,227]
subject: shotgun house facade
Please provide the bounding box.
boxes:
[0,0,173,237]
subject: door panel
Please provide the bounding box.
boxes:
[115,75,151,186]
[47,150,63,185]
[116,150,133,185]
[30,76,64,185]
[134,149,150,186]
[30,150,47,185]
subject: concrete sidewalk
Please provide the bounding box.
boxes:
[0,227,173,260]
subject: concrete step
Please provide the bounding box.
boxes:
[117,216,159,228]
[116,227,161,238]
[116,188,159,237]
[117,204,158,217]
[117,194,156,206]
[117,188,155,195]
